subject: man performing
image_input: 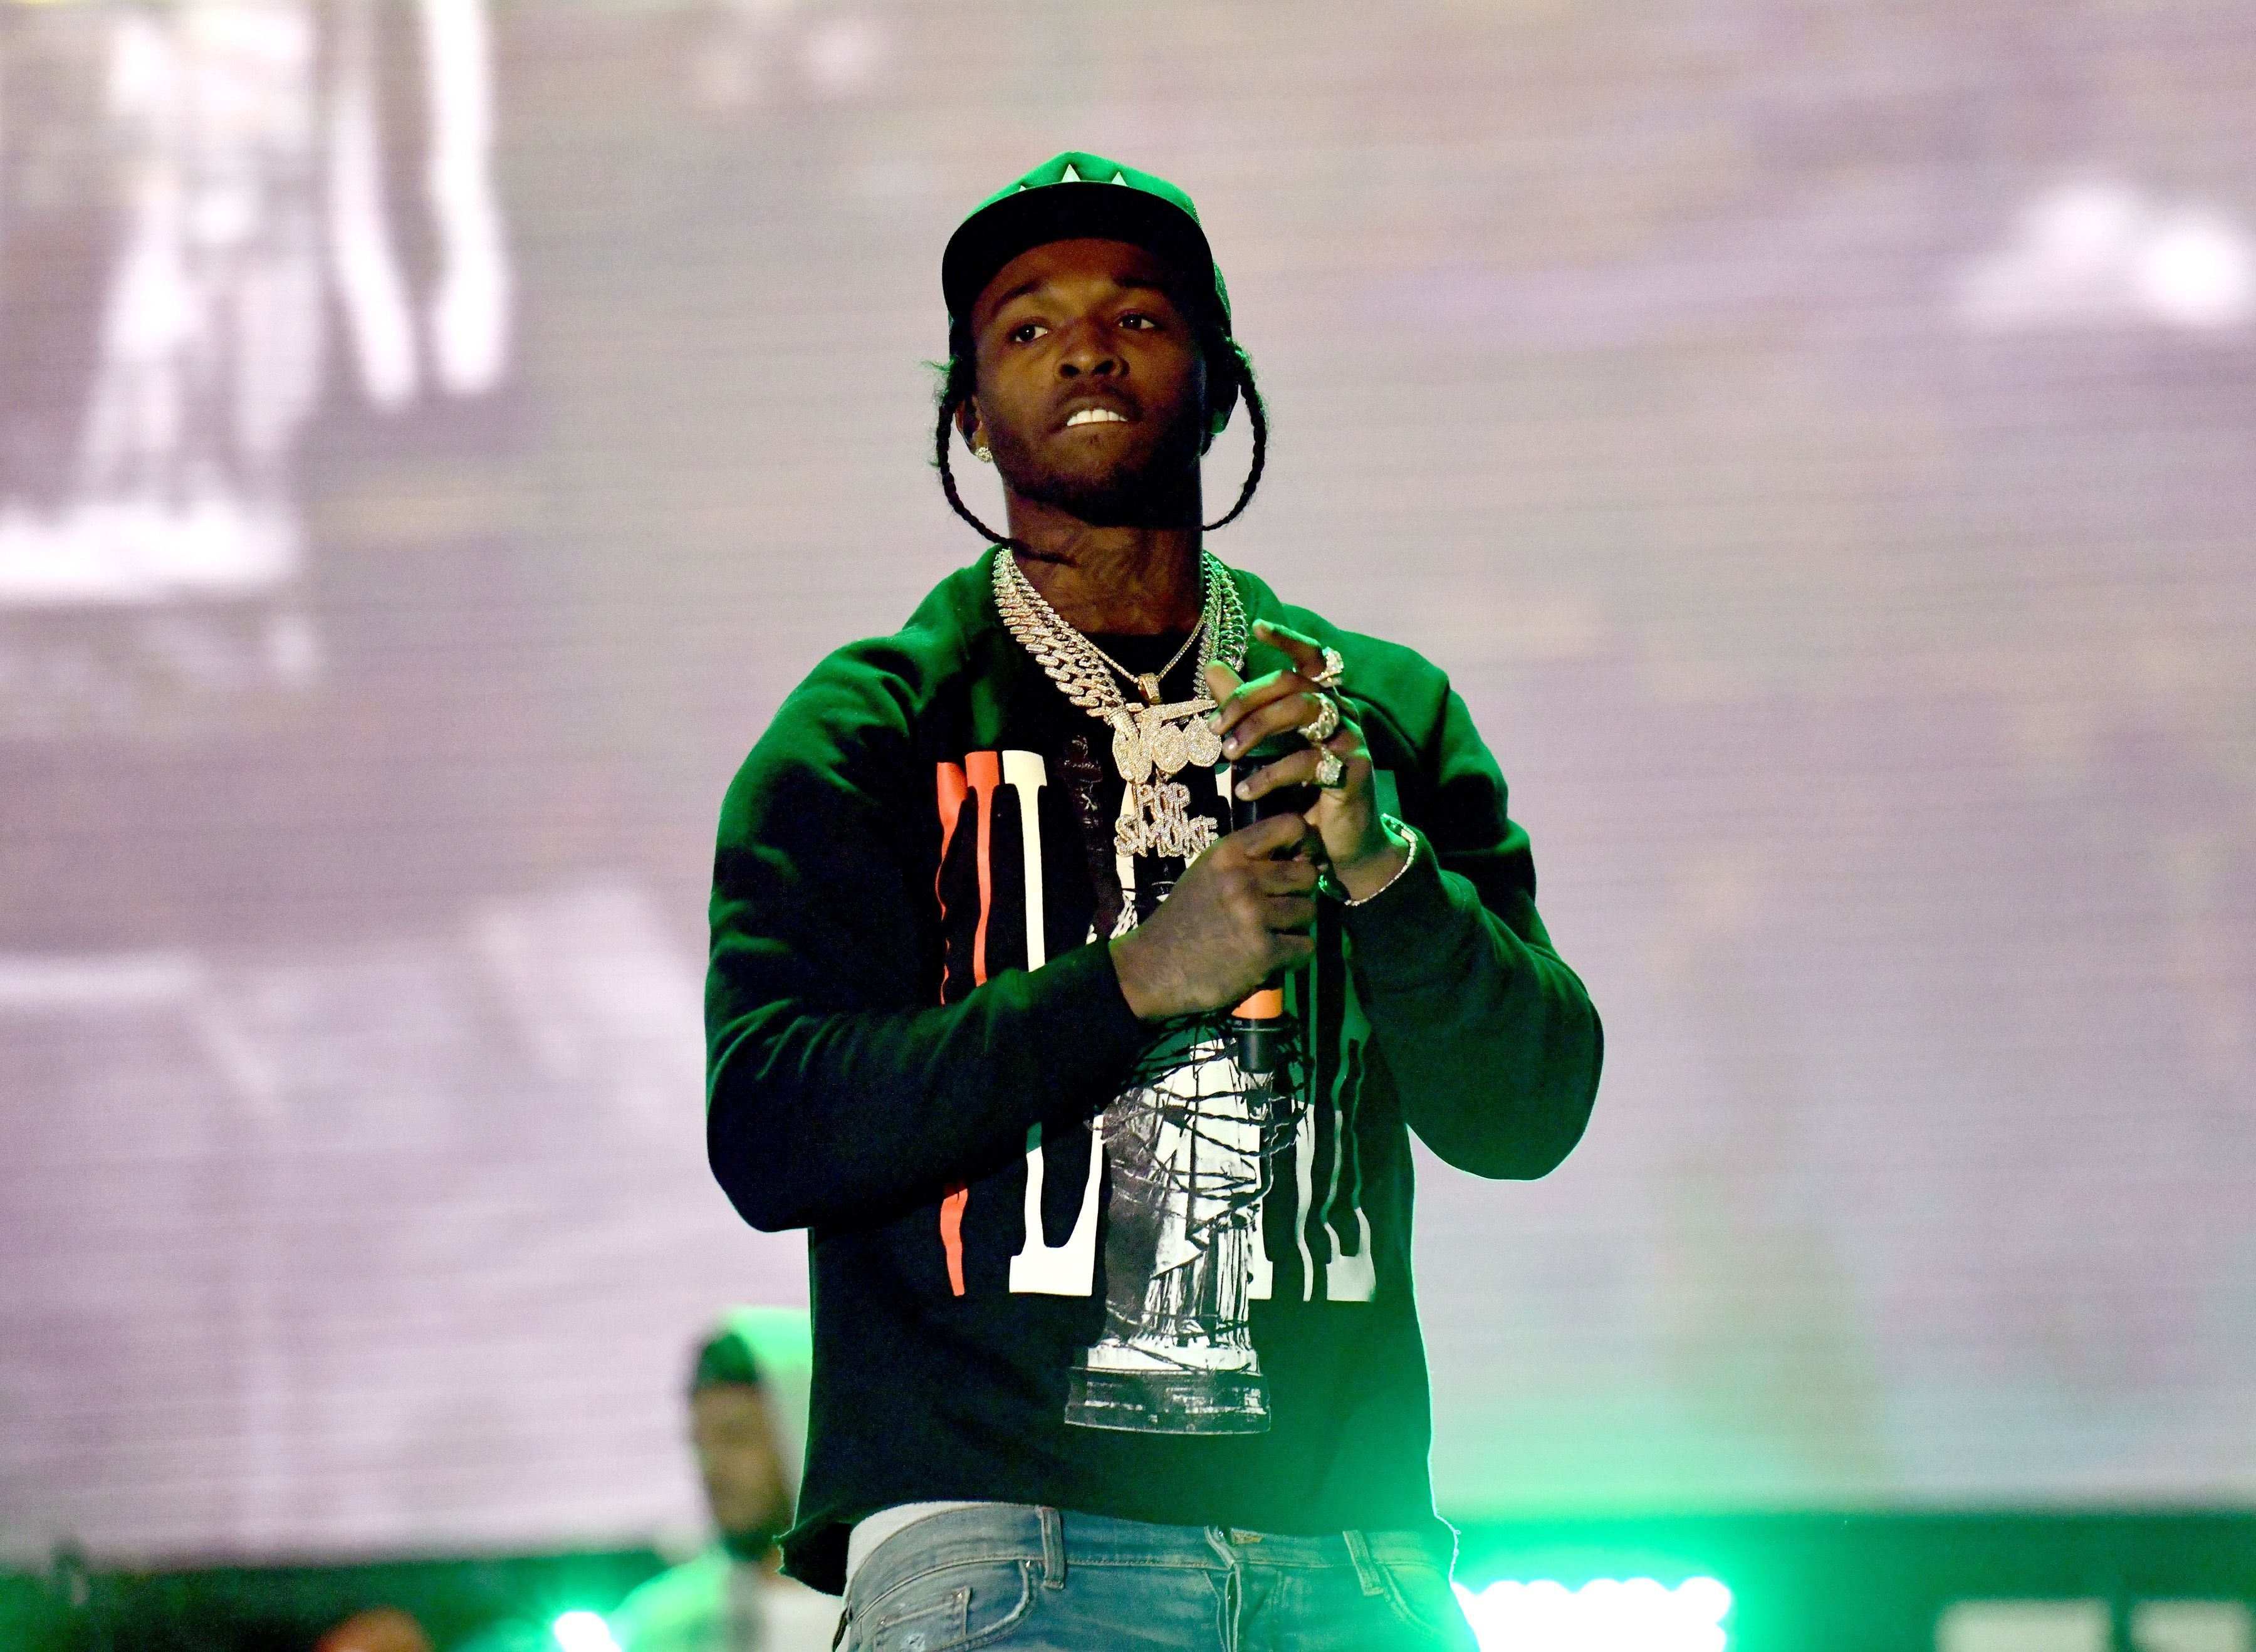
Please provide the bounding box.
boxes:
[705,152,1602,1650]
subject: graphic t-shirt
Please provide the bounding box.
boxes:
[706,551,1602,1593]
[983,628,1315,1438]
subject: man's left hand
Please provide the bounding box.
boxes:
[1205,620,1409,903]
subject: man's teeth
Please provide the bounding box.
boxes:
[1066,408,1129,426]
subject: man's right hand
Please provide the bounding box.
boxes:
[1108,813,1319,1023]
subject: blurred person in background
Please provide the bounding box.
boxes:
[607,1322,838,1652]
[705,152,1602,1648]
[315,1608,434,1652]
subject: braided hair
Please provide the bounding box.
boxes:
[932,320,1268,549]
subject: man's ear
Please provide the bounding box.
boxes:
[955,399,985,451]
[1201,340,1242,451]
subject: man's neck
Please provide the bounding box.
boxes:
[1008,518,1204,637]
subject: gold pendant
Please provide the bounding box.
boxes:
[1136,672,1163,704]
[1110,710,1150,784]
[1185,718,1223,770]
[1105,696,1224,861]
[1147,718,1188,776]
[1116,778,1218,860]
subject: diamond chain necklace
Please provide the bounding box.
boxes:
[1084,620,1206,709]
[993,547,1250,860]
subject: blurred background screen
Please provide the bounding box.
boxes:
[2,0,2252,1570]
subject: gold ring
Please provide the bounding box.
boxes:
[1312,646,1345,689]
[1300,696,1341,744]
[1315,750,1347,789]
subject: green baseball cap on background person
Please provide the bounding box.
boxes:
[942,150,1234,340]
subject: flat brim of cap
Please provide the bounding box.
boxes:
[943,184,1222,335]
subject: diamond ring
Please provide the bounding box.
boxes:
[1314,750,1347,789]
[1299,695,1341,744]
[1312,646,1345,689]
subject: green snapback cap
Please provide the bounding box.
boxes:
[689,1319,760,1391]
[943,151,1231,340]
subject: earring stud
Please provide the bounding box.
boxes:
[974,446,993,463]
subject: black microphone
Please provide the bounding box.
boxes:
[1226,734,1316,1077]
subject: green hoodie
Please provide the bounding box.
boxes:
[707,549,1601,1593]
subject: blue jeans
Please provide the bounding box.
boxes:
[839,1505,1479,1652]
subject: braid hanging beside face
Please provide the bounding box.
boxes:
[932,352,1014,550]
[931,340,1268,548]
[1200,344,1267,532]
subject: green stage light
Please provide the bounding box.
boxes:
[549,1610,620,1652]
[1454,1575,1733,1652]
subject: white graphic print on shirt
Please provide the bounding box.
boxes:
[936,749,1377,1434]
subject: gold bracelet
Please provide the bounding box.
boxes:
[1340,815,1419,907]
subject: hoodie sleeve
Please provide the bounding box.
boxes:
[704,651,1147,1233]
[1340,665,1603,1180]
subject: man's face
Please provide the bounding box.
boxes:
[965,237,1210,527]
[690,1384,791,1547]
